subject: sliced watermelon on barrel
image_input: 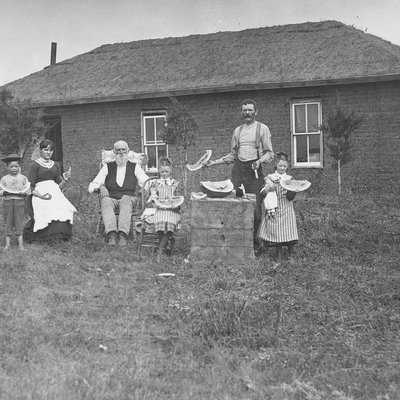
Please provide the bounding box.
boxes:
[200,179,234,198]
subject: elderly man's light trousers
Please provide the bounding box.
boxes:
[101,195,137,235]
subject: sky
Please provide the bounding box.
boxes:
[1,0,400,86]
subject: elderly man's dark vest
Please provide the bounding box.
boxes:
[105,161,137,200]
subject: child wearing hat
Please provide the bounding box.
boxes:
[0,154,30,250]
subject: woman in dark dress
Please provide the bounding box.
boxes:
[24,139,76,243]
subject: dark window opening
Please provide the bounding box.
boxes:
[43,117,63,171]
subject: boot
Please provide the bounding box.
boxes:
[287,243,295,258]
[164,232,173,256]
[275,244,283,262]
[157,232,164,246]
[106,231,118,246]
[118,231,128,247]
[158,233,169,254]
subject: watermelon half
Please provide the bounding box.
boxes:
[200,179,234,198]
[191,192,208,200]
[186,150,212,171]
[280,179,311,192]
[0,181,30,194]
[153,196,185,209]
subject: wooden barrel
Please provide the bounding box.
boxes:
[190,196,255,263]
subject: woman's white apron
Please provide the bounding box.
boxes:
[32,180,77,232]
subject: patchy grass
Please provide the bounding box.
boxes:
[0,193,399,399]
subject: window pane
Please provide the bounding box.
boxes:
[294,104,306,133]
[307,104,319,132]
[309,134,320,162]
[146,146,157,169]
[145,118,155,144]
[155,116,166,143]
[143,113,167,172]
[296,135,308,163]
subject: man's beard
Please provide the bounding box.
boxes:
[115,153,128,167]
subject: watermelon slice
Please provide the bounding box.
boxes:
[0,181,30,194]
[186,150,212,171]
[200,179,234,198]
[191,192,207,200]
[280,179,311,192]
[153,196,185,210]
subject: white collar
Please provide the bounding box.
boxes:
[159,178,173,186]
[272,172,289,180]
[35,158,54,168]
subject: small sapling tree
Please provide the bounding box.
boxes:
[0,89,45,156]
[322,107,362,195]
[162,97,198,195]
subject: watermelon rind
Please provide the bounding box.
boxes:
[186,149,212,171]
[200,179,234,198]
[280,179,311,192]
[186,163,202,172]
[153,196,185,209]
[191,192,207,200]
[0,181,30,194]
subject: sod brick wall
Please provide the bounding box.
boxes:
[13,80,400,196]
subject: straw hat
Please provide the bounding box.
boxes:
[1,153,22,163]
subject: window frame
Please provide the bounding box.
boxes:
[290,99,323,169]
[141,111,168,174]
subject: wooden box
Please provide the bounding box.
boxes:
[190,196,255,263]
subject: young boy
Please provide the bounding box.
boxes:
[0,154,30,250]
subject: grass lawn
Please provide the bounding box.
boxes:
[0,192,399,399]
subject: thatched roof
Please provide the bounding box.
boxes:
[4,20,400,106]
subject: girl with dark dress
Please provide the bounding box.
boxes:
[24,139,76,243]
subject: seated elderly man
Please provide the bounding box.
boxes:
[88,140,149,246]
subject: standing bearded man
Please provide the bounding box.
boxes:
[206,99,274,243]
[88,140,149,246]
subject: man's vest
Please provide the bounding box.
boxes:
[105,161,138,200]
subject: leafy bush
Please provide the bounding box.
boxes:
[0,88,45,155]
[322,107,362,195]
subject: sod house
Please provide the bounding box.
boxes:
[2,20,400,195]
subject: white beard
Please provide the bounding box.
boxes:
[115,154,128,167]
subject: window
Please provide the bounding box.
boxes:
[44,116,64,170]
[141,112,167,173]
[291,100,323,168]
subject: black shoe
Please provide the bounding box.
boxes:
[118,231,128,247]
[236,187,244,197]
[106,231,118,246]
[254,247,263,257]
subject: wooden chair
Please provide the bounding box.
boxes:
[95,149,148,241]
[136,177,176,256]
